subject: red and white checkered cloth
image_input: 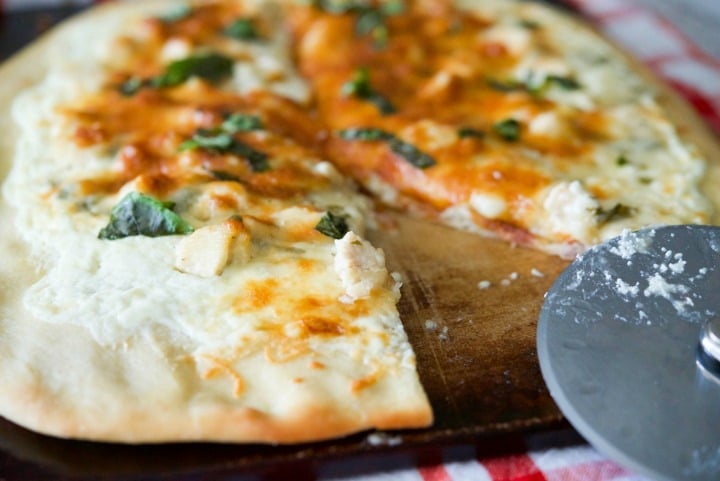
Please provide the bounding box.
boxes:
[1,0,718,480]
[567,0,720,132]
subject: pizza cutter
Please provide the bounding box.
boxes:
[538,225,720,481]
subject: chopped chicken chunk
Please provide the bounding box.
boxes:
[175,217,248,277]
[333,231,389,303]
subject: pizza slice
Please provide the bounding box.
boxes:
[0,0,430,443]
[288,0,713,258]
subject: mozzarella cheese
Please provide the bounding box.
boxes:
[2,0,411,381]
[291,0,712,256]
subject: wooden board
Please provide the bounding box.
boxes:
[0,214,567,478]
[372,212,568,433]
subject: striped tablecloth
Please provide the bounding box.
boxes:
[1,0,718,480]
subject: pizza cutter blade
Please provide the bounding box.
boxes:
[537,225,720,481]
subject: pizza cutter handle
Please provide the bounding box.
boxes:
[697,317,720,379]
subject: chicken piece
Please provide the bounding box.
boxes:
[333,231,389,303]
[174,216,249,277]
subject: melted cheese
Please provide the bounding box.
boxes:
[3,0,413,391]
[291,0,712,254]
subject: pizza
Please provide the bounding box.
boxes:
[0,0,714,444]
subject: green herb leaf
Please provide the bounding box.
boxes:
[151,53,234,88]
[341,68,395,114]
[528,74,582,95]
[341,67,372,97]
[229,141,270,172]
[221,113,263,133]
[180,130,234,151]
[182,134,269,172]
[365,92,395,114]
[98,192,194,240]
[315,211,349,239]
[488,74,581,97]
[225,18,261,41]
[545,75,581,90]
[458,127,485,139]
[338,127,393,141]
[388,137,436,168]
[158,4,192,23]
[595,203,636,225]
[616,155,630,166]
[313,1,400,49]
[493,118,521,142]
[338,128,436,168]
[180,113,268,171]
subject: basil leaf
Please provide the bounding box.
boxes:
[546,75,581,90]
[527,75,581,95]
[341,68,395,115]
[180,113,269,172]
[180,131,234,151]
[151,53,234,88]
[365,93,395,114]
[341,67,373,97]
[457,127,484,139]
[313,1,400,49]
[489,75,580,97]
[315,211,349,239]
[228,141,270,172]
[338,127,393,141]
[221,113,263,133]
[388,137,436,169]
[182,135,269,172]
[225,18,261,41]
[493,118,521,142]
[98,192,194,240]
[338,128,436,169]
